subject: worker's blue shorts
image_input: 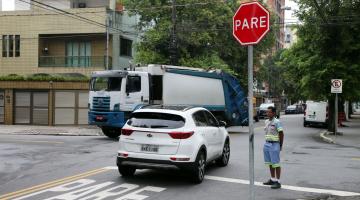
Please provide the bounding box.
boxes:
[263,142,281,168]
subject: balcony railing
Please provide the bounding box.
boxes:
[39,56,112,68]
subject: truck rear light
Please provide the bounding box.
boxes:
[170,157,190,161]
[121,129,134,136]
[118,152,128,158]
[168,131,194,139]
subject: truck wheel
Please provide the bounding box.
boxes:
[102,128,120,138]
[216,140,230,167]
[118,165,136,177]
[190,151,206,184]
[303,121,308,127]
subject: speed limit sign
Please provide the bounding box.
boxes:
[331,79,342,93]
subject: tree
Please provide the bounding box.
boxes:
[122,0,276,87]
[278,0,360,131]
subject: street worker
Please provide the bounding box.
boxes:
[262,106,284,189]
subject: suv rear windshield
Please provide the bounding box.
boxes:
[127,112,185,129]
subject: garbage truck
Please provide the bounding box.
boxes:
[88,64,249,138]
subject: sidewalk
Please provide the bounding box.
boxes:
[0,125,103,136]
[321,112,360,148]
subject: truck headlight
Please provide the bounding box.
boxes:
[114,103,120,111]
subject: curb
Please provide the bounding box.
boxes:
[319,130,335,144]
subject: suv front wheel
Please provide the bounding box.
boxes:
[216,140,230,167]
[190,151,206,183]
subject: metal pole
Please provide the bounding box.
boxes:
[335,93,338,135]
[106,15,109,70]
[170,0,177,65]
[248,45,255,200]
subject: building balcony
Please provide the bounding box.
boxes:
[39,56,112,68]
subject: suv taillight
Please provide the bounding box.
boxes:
[121,129,134,136]
[168,131,194,139]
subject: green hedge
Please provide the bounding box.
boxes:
[0,74,90,82]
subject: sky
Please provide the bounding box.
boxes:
[2,0,15,11]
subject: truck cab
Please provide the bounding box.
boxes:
[88,71,150,138]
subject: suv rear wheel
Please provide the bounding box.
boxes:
[118,165,136,177]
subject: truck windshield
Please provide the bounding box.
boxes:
[90,77,122,91]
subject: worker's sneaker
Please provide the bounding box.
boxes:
[271,182,281,189]
[263,179,276,185]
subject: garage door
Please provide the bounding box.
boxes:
[14,91,49,125]
[0,91,4,123]
[54,91,88,125]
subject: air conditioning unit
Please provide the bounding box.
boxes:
[78,3,86,8]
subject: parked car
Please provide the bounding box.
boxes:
[117,105,230,183]
[257,103,280,119]
[303,101,328,127]
[285,105,298,114]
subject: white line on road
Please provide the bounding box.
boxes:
[204,175,360,197]
[103,166,360,197]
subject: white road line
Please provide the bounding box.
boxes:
[103,166,118,170]
[104,166,359,196]
[205,175,360,197]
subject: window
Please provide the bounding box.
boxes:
[15,35,20,57]
[204,111,219,127]
[9,35,14,57]
[66,41,91,67]
[2,35,7,57]
[193,111,208,127]
[127,112,185,129]
[126,76,141,93]
[90,77,122,91]
[120,38,132,57]
[2,35,20,57]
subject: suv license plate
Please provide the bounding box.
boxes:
[141,144,159,153]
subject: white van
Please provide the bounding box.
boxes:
[303,101,328,127]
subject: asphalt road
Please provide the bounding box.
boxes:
[0,114,359,200]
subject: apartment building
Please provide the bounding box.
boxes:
[0,0,138,75]
[265,0,286,51]
[0,0,139,125]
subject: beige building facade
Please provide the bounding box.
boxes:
[0,0,138,76]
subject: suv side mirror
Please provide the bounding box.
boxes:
[219,121,227,127]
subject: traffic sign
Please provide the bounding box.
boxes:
[331,79,342,93]
[233,2,270,45]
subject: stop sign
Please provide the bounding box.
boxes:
[233,2,270,45]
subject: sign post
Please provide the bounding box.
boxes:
[331,79,342,136]
[233,2,270,200]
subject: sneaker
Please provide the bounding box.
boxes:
[263,179,276,185]
[271,182,281,189]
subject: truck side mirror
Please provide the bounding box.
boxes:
[219,121,227,127]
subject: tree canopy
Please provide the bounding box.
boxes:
[122,0,276,86]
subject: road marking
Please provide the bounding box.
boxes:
[0,139,64,144]
[205,175,360,197]
[0,168,110,200]
[351,157,360,161]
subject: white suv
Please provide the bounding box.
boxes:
[117,106,230,183]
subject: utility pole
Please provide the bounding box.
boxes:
[106,14,110,70]
[170,0,177,65]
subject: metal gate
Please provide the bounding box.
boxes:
[14,91,49,125]
[54,91,88,125]
[0,91,4,123]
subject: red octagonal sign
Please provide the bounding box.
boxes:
[233,2,270,46]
